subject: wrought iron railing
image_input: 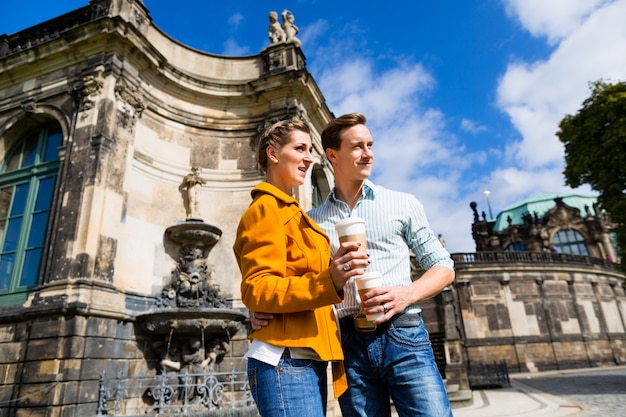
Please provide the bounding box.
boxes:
[96,368,254,416]
[452,251,617,269]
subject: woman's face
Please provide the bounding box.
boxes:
[267,129,313,194]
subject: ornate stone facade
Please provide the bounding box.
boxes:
[450,195,626,375]
[0,1,333,415]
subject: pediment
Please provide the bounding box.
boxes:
[545,200,582,228]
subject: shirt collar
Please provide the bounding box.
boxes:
[329,179,376,204]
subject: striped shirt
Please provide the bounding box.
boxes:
[307,180,454,319]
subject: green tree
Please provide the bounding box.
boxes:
[557,80,626,267]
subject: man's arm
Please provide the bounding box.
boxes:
[361,265,454,322]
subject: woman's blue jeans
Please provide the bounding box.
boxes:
[339,314,453,417]
[247,351,328,417]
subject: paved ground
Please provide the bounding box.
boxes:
[453,366,626,417]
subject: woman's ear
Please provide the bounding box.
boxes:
[267,146,278,164]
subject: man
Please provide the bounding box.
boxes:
[253,113,455,417]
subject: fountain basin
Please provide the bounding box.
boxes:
[136,308,247,337]
[165,221,222,250]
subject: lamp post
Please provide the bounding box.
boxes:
[484,189,494,220]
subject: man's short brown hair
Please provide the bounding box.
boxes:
[321,113,367,151]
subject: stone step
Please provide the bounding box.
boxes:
[446,383,460,393]
[448,389,473,402]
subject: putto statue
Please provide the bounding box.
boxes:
[267,11,285,43]
[281,10,301,47]
[267,9,301,47]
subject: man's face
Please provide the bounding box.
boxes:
[326,124,374,181]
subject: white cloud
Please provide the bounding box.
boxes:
[460,118,488,135]
[227,12,244,29]
[222,38,250,56]
[300,19,328,46]
[497,0,626,171]
[502,0,611,43]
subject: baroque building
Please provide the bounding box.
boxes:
[0,1,335,415]
[450,193,626,376]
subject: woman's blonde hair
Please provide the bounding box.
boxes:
[257,119,310,173]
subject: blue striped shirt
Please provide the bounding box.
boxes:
[307,180,454,318]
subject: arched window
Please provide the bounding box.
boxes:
[311,171,323,208]
[0,125,61,305]
[553,229,588,256]
[311,164,330,209]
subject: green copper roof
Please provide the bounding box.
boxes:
[493,192,599,233]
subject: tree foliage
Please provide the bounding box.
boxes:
[557,80,626,266]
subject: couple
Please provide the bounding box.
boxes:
[233,113,455,417]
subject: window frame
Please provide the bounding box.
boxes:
[553,229,589,256]
[0,124,60,306]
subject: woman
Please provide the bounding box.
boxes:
[233,119,368,417]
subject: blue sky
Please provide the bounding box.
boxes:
[3,1,626,253]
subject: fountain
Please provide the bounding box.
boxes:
[137,220,246,339]
[112,169,255,416]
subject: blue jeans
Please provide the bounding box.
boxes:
[339,314,453,417]
[247,351,328,417]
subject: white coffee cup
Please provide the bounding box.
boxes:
[355,271,384,322]
[335,217,367,263]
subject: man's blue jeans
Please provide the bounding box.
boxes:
[247,351,328,417]
[339,314,453,417]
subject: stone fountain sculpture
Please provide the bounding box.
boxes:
[133,168,252,415]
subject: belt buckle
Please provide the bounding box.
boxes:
[353,315,376,332]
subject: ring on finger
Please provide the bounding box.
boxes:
[343,263,351,271]
[252,311,256,319]
[382,303,388,314]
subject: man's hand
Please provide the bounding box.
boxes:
[361,265,454,324]
[249,311,274,330]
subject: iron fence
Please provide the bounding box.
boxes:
[96,368,254,416]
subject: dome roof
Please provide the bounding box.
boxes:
[493,192,599,233]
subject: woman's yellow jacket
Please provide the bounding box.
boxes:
[233,182,347,396]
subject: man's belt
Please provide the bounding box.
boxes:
[339,312,422,333]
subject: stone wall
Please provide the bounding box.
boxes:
[452,253,626,373]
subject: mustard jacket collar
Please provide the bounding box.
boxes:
[251,181,300,206]
[251,181,329,239]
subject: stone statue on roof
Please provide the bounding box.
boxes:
[281,10,301,47]
[268,11,285,43]
[267,10,301,47]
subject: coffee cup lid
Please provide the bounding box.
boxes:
[359,271,381,279]
[335,217,365,227]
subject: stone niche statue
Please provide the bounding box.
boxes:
[181,167,206,220]
[267,9,301,47]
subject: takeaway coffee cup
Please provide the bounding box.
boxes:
[335,217,367,260]
[355,271,384,322]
